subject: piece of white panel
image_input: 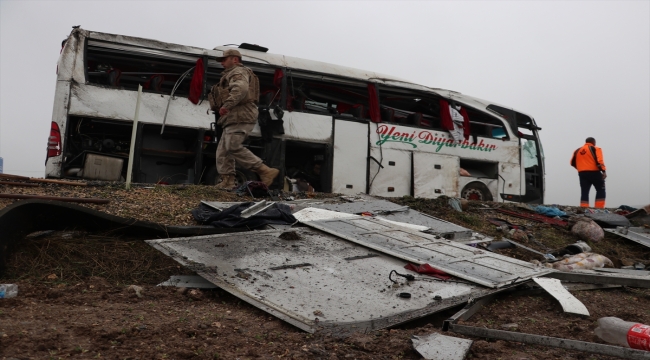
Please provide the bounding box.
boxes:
[533,277,589,316]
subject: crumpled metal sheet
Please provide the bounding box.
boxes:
[299,216,554,288]
[604,227,650,249]
[146,227,502,334]
[312,197,478,241]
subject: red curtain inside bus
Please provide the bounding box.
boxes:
[439,99,471,140]
[273,69,284,88]
[188,58,204,104]
[367,83,380,123]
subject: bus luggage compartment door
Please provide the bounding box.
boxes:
[332,120,368,195]
[368,148,411,197]
[498,162,523,199]
[413,153,459,198]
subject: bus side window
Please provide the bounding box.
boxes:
[286,72,369,119]
[377,87,442,129]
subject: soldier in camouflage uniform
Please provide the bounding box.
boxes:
[209,49,279,189]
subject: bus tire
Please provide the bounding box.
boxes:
[461,182,493,202]
[204,167,250,188]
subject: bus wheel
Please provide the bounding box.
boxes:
[204,167,249,188]
[461,182,493,202]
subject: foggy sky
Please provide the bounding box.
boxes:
[1,1,648,207]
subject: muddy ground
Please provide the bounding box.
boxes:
[1,181,650,359]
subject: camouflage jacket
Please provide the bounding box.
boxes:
[209,64,259,126]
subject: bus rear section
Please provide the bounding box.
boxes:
[46,28,234,185]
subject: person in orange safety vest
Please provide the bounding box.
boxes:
[570,137,607,208]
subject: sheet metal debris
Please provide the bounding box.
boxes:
[293,207,427,231]
[146,227,502,334]
[595,268,650,276]
[299,216,553,288]
[311,197,482,242]
[532,278,589,316]
[545,271,650,288]
[446,323,650,360]
[240,200,275,218]
[411,333,473,360]
[605,227,650,249]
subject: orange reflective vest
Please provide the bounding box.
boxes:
[570,143,606,172]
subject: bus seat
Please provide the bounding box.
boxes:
[107,69,122,87]
[410,112,432,127]
[381,107,395,123]
[344,104,367,119]
[144,75,164,92]
[393,116,407,124]
[407,112,423,126]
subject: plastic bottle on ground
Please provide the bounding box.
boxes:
[594,317,650,351]
[0,284,18,298]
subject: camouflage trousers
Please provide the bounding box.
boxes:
[216,122,263,176]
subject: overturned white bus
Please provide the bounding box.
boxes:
[46,27,544,203]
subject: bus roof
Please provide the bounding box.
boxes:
[84,28,534,123]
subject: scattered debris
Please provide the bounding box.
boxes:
[299,215,552,288]
[146,227,491,333]
[186,289,204,301]
[549,253,613,271]
[570,216,605,242]
[585,212,632,228]
[240,200,275,218]
[128,285,143,298]
[310,197,481,242]
[495,208,568,226]
[157,275,218,289]
[595,317,650,350]
[595,268,650,276]
[533,278,590,316]
[446,323,650,359]
[4,190,650,358]
[534,205,567,217]
[448,198,463,212]
[605,226,650,249]
[545,271,650,288]
[404,263,451,280]
[411,333,473,360]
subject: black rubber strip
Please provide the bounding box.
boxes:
[0,199,247,275]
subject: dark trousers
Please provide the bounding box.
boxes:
[578,171,606,208]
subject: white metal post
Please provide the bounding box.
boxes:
[125,85,142,189]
